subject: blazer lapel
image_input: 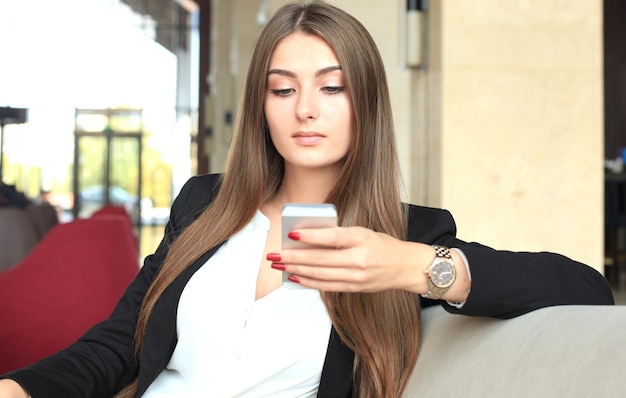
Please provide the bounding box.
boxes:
[317,327,354,397]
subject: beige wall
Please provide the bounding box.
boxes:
[430,0,604,271]
[211,0,604,271]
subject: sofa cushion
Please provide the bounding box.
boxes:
[404,305,626,397]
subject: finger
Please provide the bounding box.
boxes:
[284,261,352,281]
[289,273,380,293]
[283,255,389,289]
[288,225,369,249]
[280,246,362,268]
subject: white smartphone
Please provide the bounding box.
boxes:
[281,203,338,287]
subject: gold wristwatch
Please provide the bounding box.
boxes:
[421,245,456,300]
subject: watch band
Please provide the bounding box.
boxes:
[421,245,456,300]
[433,245,452,260]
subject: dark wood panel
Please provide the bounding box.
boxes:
[604,0,626,159]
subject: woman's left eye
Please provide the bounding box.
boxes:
[270,88,294,97]
[322,86,345,94]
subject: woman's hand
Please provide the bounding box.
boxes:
[268,226,471,301]
[268,226,432,293]
[0,379,29,398]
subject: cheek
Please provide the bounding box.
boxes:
[334,103,355,145]
[264,99,288,133]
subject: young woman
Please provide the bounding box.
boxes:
[0,2,614,397]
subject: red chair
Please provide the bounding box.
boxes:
[91,204,130,219]
[0,216,140,373]
[91,204,139,252]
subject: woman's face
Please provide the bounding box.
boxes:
[264,32,354,174]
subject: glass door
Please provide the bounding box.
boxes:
[73,108,143,238]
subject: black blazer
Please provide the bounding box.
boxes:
[4,174,614,398]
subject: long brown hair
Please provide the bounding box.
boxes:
[117,2,420,397]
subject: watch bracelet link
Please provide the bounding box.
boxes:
[433,245,452,260]
[427,285,448,300]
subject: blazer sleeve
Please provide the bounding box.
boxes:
[408,205,615,319]
[1,175,220,398]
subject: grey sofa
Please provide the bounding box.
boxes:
[0,203,59,272]
[404,305,626,397]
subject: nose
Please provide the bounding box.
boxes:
[295,87,318,121]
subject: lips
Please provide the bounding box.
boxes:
[292,131,325,145]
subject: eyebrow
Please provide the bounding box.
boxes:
[267,65,342,78]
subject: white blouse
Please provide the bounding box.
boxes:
[143,210,332,397]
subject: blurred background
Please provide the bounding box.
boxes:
[1,0,625,296]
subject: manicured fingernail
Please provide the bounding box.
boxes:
[267,252,281,262]
[287,275,300,283]
[288,231,300,241]
[271,263,285,271]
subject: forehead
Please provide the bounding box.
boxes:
[268,32,340,70]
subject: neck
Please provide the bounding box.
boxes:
[273,166,339,204]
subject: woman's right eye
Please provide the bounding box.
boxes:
[270,88,294,97]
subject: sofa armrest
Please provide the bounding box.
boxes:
[404,305,626,397]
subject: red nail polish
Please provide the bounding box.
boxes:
[288,231,300,241]
[267,252,281,262]
[271,263,286,271]
[287,275,300,283]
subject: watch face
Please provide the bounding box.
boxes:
[431,260,455,287]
